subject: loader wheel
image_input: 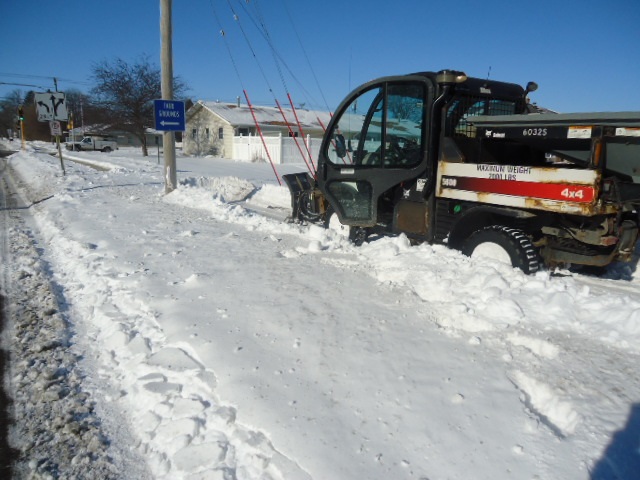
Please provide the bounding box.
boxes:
[462,226,540,274]
[349,227,369,246]
[325,208,350,237]
[324,207,369,246]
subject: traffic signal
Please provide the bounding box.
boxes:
[18,106,24,121]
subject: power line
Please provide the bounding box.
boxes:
[209,0,286,182]
[280,0,331,112]
[209,0,245,89]
[0,72,90,86]
[225,0,277,97]
[229,0,316,174]
[231,0,321,110]
[0,72,55,80]
[0,72,91,92]
[0,81,49,90]
[250,0,289,94]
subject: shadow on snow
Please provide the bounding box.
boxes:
[591,403,640,479]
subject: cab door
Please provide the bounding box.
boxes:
[318,77,434,227]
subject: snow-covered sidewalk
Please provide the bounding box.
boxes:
[1,145,639,479]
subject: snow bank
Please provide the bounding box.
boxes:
[3,148,640,480]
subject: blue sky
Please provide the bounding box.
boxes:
[1,0,639,113]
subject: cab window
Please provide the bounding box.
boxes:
[326,83,426,168]
[446,98,517,138]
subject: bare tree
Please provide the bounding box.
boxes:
[388,94,422,123]
[0,90,24,139]
[0,90,53,141]
[64,89,110,133]
[91,56,187,156]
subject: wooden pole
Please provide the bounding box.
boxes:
[51,86,66,175]
[19,118,25,151]
[160,0,176,194]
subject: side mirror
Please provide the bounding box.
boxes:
[335,133,347,158]
[525,81,538,94]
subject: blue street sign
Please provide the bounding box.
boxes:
[154,99,186,131]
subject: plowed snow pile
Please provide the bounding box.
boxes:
[1,145,638,479]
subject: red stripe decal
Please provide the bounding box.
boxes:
[443,176,595,203]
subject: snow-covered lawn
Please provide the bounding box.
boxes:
[1,144,639,479]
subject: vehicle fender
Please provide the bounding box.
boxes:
[447,205,535,249]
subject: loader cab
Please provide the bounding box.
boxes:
[318,75,435,231]
[317,71,528,240]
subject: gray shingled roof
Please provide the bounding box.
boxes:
[197,101,332,130]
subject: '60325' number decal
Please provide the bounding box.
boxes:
[523,128,548,137]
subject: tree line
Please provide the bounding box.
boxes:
[0,56,189,156]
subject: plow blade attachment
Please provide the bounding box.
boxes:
[282,172,324,223]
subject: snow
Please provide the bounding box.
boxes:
[1,142,640,479]
[197,101,332,131]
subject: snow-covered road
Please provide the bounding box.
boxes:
[1,144,639,479]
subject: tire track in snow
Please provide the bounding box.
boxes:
[506,370,580,438]
[27,185,311,479]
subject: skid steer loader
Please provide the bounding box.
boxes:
[283,70,640,273]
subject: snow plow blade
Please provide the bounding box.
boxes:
[282,172,326,223]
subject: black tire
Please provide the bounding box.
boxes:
[324,206,369,246]
[74,145,81,152]
[462,225,540,274]
[102,146,112,153]
[324,206,349,233]
[349,226,369,246]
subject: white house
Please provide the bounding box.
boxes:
[183,100,332,163]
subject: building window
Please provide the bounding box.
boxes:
[205,128,210,139]
[191,128,197,139]
[219,127,224,139]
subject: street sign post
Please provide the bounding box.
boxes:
[154,99,185,131]
[34,91,66,175]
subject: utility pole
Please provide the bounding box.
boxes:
[160,0,176,194]
[52,79,65,175]
[18,106,25,151]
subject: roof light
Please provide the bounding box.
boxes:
[436,70,468,85]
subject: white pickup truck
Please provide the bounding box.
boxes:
[66,136,118,153]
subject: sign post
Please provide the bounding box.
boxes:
[17,106,25,150]
[160,0,177,194]
[153,97,185,194]
[34,91,67,175]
